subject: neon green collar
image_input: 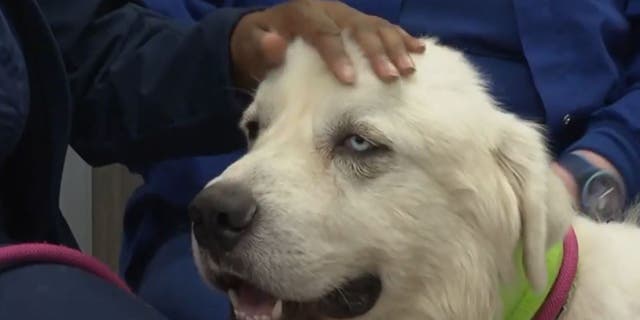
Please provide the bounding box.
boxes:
[499,242,563,320]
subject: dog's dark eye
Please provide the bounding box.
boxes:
[343,135,375,152]
[245,120,260,140]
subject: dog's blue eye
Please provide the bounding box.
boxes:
[344,135,374,152]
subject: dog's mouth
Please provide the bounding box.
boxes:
[216,273,382,320]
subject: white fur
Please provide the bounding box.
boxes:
[193,36,640,319]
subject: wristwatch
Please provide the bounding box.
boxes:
[557,153,626,222]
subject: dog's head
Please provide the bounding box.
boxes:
[190,37,573,320]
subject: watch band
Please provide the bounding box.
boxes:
[557,153,600,192]
[557,152,627,221]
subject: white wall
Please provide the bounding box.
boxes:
[59,147,93,253]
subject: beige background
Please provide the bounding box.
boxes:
[61,148,142,271]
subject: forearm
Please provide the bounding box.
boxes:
[39,0,254,166]
[555,89,640,205]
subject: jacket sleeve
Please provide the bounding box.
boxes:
[36,0,257,167]
[141,0,220,22]
[563,2,640,202]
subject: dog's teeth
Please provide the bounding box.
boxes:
[271,300,283,320]
[229,290,278,320]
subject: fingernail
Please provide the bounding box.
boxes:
[398,55,415,74]
[382,57,400,78]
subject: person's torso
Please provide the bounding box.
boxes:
[209,0,634,155]
[385,0,632,154]
[397,0,539,115]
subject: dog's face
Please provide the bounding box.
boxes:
[191,38,571,320]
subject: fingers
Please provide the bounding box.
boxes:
[351,18,423,81]
[396,25,426,53]
[378,25,415,76]
[293,1,356,84]
[306,29,356,84]
[321,0,424,79]
[229,0,427,89]
[351,29,400,82]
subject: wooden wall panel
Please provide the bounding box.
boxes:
[92,165,142,271]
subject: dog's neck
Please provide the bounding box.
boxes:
[499,228,578,320]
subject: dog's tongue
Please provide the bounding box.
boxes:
[229,284,282,320]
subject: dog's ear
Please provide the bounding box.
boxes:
[492,119,551,292]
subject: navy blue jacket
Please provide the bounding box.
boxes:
[0,0,255,246]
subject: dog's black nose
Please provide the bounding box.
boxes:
[189,182,257,253]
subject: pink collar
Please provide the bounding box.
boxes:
[533,227,579,320]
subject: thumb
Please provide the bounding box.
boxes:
[259,30,288,69]
[232,27,288,88]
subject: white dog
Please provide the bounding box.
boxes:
[189,36,640,320]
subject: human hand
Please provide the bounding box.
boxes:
[230,0,426,89]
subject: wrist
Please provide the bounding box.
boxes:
[570,150,623,182]
[556,150,627,221]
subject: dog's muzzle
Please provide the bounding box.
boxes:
[189,182,383,319]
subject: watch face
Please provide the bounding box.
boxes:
[582,172,626,222]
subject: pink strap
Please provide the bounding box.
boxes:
[0,243,132,294]
[533,227,579,320]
